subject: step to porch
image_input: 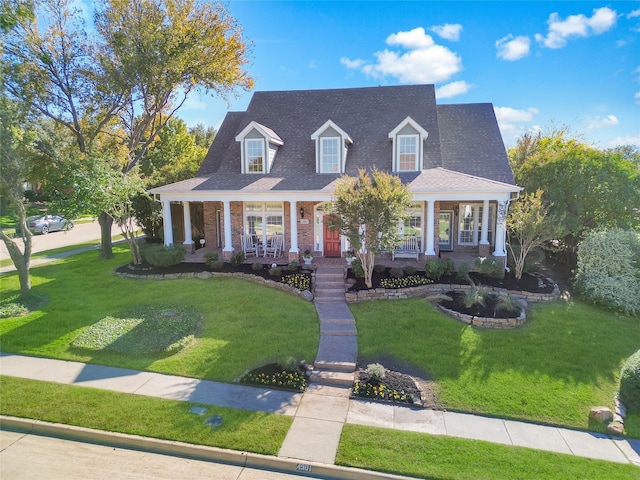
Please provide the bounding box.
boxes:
[309,369,355,387]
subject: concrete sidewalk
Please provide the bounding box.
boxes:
[1,352,639,469]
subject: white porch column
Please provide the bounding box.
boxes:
[222,200,233,252]
[425,200,436,256]
[182,201,193,248]
[493,200,508,257]
[289,201,300,253]
[480,199,490,245]
[162,200,174,246]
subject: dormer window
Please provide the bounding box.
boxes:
[321,137,340,173]
[235,121,283,174]
[246,139,264,173]
[389,116,428,172]
[311,120,353,174]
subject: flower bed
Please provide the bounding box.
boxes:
[239,362,309,392]
[352,369,422,406]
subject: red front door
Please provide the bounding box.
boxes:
[323,216,341,257]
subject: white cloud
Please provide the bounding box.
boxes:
[495,35,531,61]
[493,107,540,146]
[628,9,640,19]
[429,23,463,41]
[587,114,619,129]
[386,27,435,49]
[635,92,640,105]
[494,106,539,123]
[535,7,617,49]
[341,27,463,84]
[435,81,473,99]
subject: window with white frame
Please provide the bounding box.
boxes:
[244,202,284,246]
[458,203,496,246]
[320,137,340,173]
[246,139,264,173]
[398,135,418,171]
[399,203,423,238]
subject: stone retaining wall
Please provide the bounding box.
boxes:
[436,304,527,329]
[114,269,314,301]
[345,282,559,303]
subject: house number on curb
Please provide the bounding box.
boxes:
[296,463,312,472]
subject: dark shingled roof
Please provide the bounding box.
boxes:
[193,84,514,190]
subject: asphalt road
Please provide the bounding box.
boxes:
[0,430,324,480]
[0,221,122,261]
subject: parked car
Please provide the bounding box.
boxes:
[27,215,74,234]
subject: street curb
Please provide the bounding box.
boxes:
[0,416,419,480]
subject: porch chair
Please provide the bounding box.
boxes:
[241,234,259,257]
[264,234,283,258]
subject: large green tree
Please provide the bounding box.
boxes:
[329,168,411,289]
[509,129,640,267]
[3,0,252,262]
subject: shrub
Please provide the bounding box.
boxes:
[456,262,469,280]
[208,260,224,271]
[424,258,452,281]
[203,252,219,267]
[574,229,640,315]
[619,350,640,413]
[287,261,299,270]
[251,262,263,271]
[142,244,185,267]
[389,267,405,278]
[373,264,386,274]
[475,256,505,279]
[403,265,417,276]
[230,252,245,266]
[352,258,365,278]
[366,363,386,382]
[268,266,282,277]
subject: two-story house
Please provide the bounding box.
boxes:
[150,84,521,264]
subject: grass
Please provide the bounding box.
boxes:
[350,298,640,432]
[337,424,638,480]
[0,247,319,382]
[0,376,290,455]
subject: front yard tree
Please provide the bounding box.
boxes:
[330,168,411,289]
[507,189,566,280]
[4,0,252,262]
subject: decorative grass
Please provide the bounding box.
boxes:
[337,424,638,480]
[350,298,640,432]
[0,376,290,454]
[0,247,318,383]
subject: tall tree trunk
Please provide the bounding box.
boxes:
[98,211,114,259]
[1,228,32,299]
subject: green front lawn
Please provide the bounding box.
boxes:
[0,247,319,382]
[350,298,640,432]
[337,425,638,480]
[0,376,290,455]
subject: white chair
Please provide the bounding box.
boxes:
[241,234,258,257]
[264,234,283,258]
[392,236,420,261]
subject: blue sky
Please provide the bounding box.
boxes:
[176,1,640,149]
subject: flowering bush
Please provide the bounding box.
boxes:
[241,364,308,392]
[352,381,413,404]
[380,275,433,289]
[281,273,311,291]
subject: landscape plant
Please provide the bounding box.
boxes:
[573,228,640,315]
[619,350,640,413]
[328,168,411,288]
[141,244,186,267]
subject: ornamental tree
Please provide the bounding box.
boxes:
[507,189,566,279]
[329,168,411,289]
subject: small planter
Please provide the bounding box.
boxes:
[345,256,355,266]
[303,256,313,265]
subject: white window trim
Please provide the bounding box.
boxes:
[311,120,353,174]
[245,138,265,174]
[457,203,496,246]
[320,137,340,173]
[235,121,283,174]
[397,134,419,172]
[388,116,428,173]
